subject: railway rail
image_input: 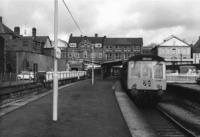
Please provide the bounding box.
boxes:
[138,106,193,137]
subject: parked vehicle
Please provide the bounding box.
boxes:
[17,71,34,80]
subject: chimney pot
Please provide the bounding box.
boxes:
[14,27,20,35]
[95,34,98,37]
[0,16,2,23]
[32,27,36,37]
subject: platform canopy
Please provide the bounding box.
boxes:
[101,60,123,67]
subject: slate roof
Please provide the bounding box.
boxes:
[194,38,200,47]
[0,17,20,37]
[21,36,50,43]
[192,47,200,53]
[68,34,143,46]
[69,35,104,44]
[104,38,143,45]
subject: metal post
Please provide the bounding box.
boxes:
[180,53,182,64]
[53,0,58,121]
[92,46,94,84]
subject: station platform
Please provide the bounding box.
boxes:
[0,77,134,137]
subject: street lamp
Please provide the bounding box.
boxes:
[91,45,94,85]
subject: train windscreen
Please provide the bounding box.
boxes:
[130,61,164,79]
[153,62,164,79]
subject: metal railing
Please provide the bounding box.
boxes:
[166,73,199,83]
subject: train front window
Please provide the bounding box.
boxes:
[130,62,141,78]
[153,62,163,79]
[141,62,152,78]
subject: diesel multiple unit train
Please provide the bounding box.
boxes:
[120,54,166,104]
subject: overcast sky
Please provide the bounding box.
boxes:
[1,0,200,45]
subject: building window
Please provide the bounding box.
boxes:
[172,49,176,55]
[106,53,112,60]
[23,41,28,46]
[83,51,88,58]
[166,48,170,54]
[68,52,72,58]
[124,53,128,60]
[73,52,77,58]
[99,52,102,58]
[133,46,136,52]
[182,49,186,54]
[91,52,96,58]
[136,46,140,51]
[106,45,113,51]
[95,43,102,48]
[124,46,127,51]
[186,48,190,55]
[109,46,113,51]
[115,45,121,51]
[115,53,121,60]
[177,48,180,54]
[69,43,76,47]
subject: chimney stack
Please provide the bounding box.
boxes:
[0,16,2,23]
[32,27,36,37]
[14,27,20,35]
[95,34,98,37]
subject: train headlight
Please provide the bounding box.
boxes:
[132,84,137,89]
[157,84,162,89]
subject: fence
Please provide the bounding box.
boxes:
[166,73,199,83]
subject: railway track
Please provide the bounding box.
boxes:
[138,106,194,137]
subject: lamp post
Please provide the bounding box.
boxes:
[91,45,94,85]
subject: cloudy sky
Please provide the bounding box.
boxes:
[1,0,200,45]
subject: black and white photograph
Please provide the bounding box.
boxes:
[0,0,200,136]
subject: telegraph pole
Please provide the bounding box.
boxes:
[53,0,58,121]
[92,45,94,85]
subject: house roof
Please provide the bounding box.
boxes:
[68,34,143,46]
[194,37,200,47]
[0,18,20,37]
[192,47,200,53]
[21,36,50,43]
[104,38,143,45]
[159,35,190,46]
[68,35,104,44]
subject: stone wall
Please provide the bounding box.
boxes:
[17,52,66,73]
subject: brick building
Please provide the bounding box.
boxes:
[103,37,143,61]
[68,34,105,71]
[68,34,143,70]
[0,16,66,74]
